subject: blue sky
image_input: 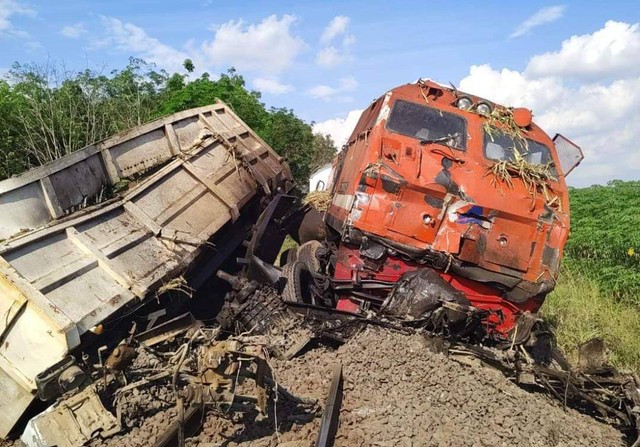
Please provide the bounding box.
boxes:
[1,0,640,186]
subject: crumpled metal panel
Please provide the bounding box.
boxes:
[21,386,120,447]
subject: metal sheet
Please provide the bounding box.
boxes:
[0,367,35,439]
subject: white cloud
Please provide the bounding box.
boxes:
[253,77,293,94]
[510,5,566,39]
[307,76,357,100]
[0,0,37,45]
[316,16,354,68]
[313,109,363,148]
[95,14,307,76]
[98,17,191,73]
[343,34,356,46]
[459,21,640,186]
[321,16,350,44]
[0,0,34,33]
[458,64,566,113]
[316,46,343,67]
[308,84,337,98]
[61,23,87,38]
[339,76,357,91]
[201,15,305,74]
[526,21,640,80]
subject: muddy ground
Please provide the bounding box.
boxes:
[6,327,629,447]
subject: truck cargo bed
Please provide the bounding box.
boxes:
[0,102,292,437]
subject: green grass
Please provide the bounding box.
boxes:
[541,267,640,373]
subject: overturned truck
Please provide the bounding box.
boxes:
[0,103,292,437]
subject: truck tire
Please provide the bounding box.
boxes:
[279,247,298,267]
[281,261,313,304]
[296,240,323,273]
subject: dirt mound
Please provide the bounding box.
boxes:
[88,328,629,446]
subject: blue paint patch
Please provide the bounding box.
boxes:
[458,205,487,225]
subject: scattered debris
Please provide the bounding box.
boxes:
[482,106,527,147]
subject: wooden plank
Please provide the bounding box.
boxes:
[0,281,27,342]
[0,201,123,254]
[160,228,206,247]
[200,114,277,195]
[0,258,76,335]
[0,105,220,195]
[222,105,293,182]
[200,114,272,195]
[0,155,218,254]
[0,144,101,194]
[218,104,288,167]
[153,184,208,227]
[102,230,153,259]
[0,366,37,437]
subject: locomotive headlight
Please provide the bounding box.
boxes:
[476,101,493,116]
[455,96,473,111]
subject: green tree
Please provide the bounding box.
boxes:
[7,58,167,166]
[0,58,322,186]
[158,68,268,133]
[183,59,195,73]
[0,80,28,178]
[260,108,315,183]
[310,133,337,172]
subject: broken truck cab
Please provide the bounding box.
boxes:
[326,80,583,337]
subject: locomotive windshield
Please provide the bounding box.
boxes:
[387,100,467,150]
[484,130,553,166]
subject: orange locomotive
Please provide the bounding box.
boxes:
[325,80,583,339]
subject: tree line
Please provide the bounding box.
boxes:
[0,58,337,185]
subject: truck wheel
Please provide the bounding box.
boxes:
[281,261,313,304]
[296,240,323,273]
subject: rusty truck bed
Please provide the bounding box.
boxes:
[0,103,292,437]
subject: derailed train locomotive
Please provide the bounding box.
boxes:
[299,79,584,341]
